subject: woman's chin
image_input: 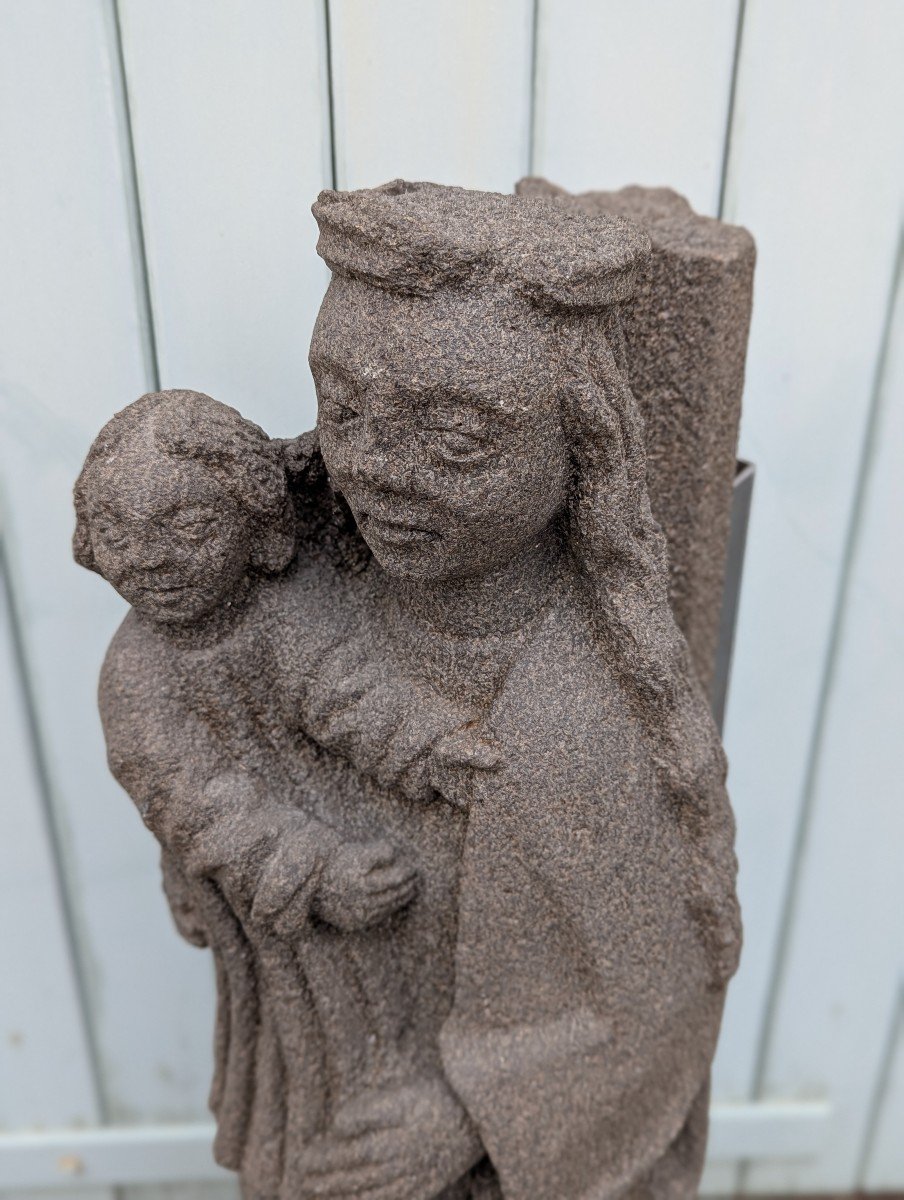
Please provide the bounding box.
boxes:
[365,539,441,580]
[133,594,213,626]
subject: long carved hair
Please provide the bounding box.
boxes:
[557,308,741,988]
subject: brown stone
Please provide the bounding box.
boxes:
[516,178,756,697]
[75,180,743,1199]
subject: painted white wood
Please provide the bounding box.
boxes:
[122,1188,239,1200]
[2,0,903,1188]
[329,0,534,193]
[0,0,217,1127]
[0,1126,229,1189]
[1,1189,237,1200]
[864,995,904,1190]
[741,214,904,1189]
[0,1103,832,1190]
[531,0,740,215]
[0,587,106,1196]
[0,549,108,1200]
[699,1162,738,1198]
[709,1102,831,1159]
[116,0,331,437]
[0,1190,116,1200]
[712,0,904,1121]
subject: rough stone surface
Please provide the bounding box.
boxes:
[75,180,743,1200]
[516,178,756,696]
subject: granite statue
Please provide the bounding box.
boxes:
[75,181,745,1200]
[516,179,755,697]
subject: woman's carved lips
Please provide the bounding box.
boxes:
[359,512,440,546]
[136,582,196,599]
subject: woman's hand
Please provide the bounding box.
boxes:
[427,727,501,809]
[299,1076,482,1200]
[311,839,419,932]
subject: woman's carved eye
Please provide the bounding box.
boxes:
[91,512,127,545]
[318,376,361,425]
[327,399,362,426]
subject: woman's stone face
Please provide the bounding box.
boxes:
[87,447,251,623]
[312,278,570,582]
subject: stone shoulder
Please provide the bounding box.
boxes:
[485,594,655,807]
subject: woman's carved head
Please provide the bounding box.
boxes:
[310,181,649,584]
[312,281,572,581]
[73,390,296,624]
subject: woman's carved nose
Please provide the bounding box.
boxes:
[348,448,385,484]
[347,422,409,483]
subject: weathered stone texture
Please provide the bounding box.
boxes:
[517,178,756,695]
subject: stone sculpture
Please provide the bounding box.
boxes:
[516,179,756,696]
[75,181,744,1200]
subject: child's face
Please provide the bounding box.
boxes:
[87,447,251,625]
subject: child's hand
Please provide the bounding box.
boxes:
[312,839,419,932]
[299,1075,481,1199]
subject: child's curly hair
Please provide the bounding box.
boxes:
[73,390,297,576]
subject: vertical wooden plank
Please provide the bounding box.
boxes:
[531,0,741,215]
[0,548,111,1200]
[0,0,217,1127]
[122,1185,239,1200]
[741,222,904,1186]
[699,1161,740,1197]
[711,0,904,1122]
[329,0,534,193]
[863,996,904,1191]
[117,0,332,436]
[3,1188,238,1200]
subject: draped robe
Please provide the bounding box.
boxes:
[439,578,728,1198]
[100,551,736,1199]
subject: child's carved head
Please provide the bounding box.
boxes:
[74,391,296,625]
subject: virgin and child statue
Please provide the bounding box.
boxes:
[74,181,743,1200]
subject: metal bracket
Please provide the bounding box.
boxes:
[712,460,755,732]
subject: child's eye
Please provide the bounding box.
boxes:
[178,519,214,540]
[327,400,361,426]
[168,511,213,540]
[321,391,361,426]
[93,521,127,547]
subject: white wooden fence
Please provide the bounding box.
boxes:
[1,2,902,1195]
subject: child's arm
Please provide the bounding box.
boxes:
[100,620,417,936]
[160,848,208,946]
[100,622,330,927]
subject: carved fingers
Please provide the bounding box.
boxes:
[429,727,502,809]
[299,1079,480,1200]
[248,823,326,936]
[311,839,419,933]
[300,1142,419,1200]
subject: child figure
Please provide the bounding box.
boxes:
[74,391,493,1193]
